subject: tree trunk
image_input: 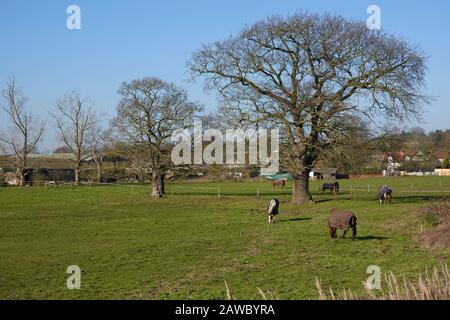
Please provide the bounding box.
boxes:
[151,172,165,198]
[292,170,313,205]
[96,167,101,183]
[16,168,24,187]
[95,159,102,183]
[74,166,80,185]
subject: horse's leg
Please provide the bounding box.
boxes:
[330,228,337,238]
[351,226,357,241]
[342,230,348,239]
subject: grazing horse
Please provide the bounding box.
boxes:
[267,199,280,224]
[328,209,357,240]
[272,180,286,189]
[377,185,392,204]
[321,182,339,195]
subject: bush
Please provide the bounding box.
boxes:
[0,172,7,187]
[399,160,436,172]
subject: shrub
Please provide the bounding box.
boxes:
[0,171,7,187]
[443,158,450,169]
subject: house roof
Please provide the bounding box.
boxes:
[311,168,338,174]
[383,151,410,162]
[433,151,450,160]
[0,156,74,170]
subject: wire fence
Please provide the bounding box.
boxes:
[4,180,450,200]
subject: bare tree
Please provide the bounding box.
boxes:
[190,12,429,204]
[51,92,98,185]
[0,78,45,186]
[90,128,111,183]
[113,77,202,197]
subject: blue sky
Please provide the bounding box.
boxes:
[0,0,449,150]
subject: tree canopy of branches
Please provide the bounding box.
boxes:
[0,78,45,186]
[113,77,202,197]
[190,12,429,204]
[51,92,99,185]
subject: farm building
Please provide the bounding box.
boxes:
[435,169,450,176]
[260,168,341,181]
[309,168,338,180]
[0,154,78,185]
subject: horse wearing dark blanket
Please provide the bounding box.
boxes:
[328,209,357,240]
[321,182,339,195]
[377,185,392,204]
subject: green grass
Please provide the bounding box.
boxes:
[0,176,450,299]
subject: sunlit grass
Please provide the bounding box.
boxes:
[0,176,449,299]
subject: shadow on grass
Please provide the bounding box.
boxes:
[314,198,353,203]
[279,217,312,223]
[356,235,389,241]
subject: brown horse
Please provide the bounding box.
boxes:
[272,180,286,189]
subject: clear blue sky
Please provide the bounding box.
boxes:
[1,0,449,151]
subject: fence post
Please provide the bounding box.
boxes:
[257,189,260,199]
[218,188,221,199]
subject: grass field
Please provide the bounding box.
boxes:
[1,176,450,299]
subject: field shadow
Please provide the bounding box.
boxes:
[356,235,389,241]
[314,197,353,203]
[279,217,312,223]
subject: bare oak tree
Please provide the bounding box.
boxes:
[113,77,201,197]
[0,78,45,186]
[51,92,98,185]
[190,12,429,204]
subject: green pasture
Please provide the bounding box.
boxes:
[0,176,449,299]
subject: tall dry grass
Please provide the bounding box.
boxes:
[223,280,276,300]
[316,263,450,300]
